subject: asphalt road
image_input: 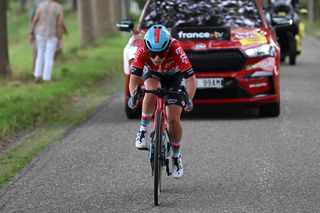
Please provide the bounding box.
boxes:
[1,35,320,212]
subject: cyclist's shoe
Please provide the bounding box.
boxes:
[171,155,183,178]
[135,130,148,150]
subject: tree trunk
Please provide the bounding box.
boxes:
[308,0,314,23]
[19,0,27,13]
[114,0,122,22]
[0,0,11,77]
[315,0,320,20]
[67,0,77,11]
[77,0,95,47]
[92,0,115,38]
[6,0,10,10]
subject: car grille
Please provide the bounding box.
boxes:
[186,49,246,72]
[194,78,250,99]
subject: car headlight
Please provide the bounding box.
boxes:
[244,44,275,57]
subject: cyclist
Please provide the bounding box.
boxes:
[128,25,196,178]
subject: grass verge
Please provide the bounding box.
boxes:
[0,7,129,186]
[0,74,123,187]
[1,11,128,144]
[304,20,320,39]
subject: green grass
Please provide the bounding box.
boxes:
[0,10,129,143]
[305,21,320,39]
[0,6,129,186]
[0,74,123,186]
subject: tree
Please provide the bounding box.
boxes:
[77,0,95,47]
[0,0,11,77]
[135,0,147,10]
[315,0,320,20]
[6,0,10,10]
[307,0,320,22]
[66,0,77,11]
[92,0,115,38]
[19,0,27,13]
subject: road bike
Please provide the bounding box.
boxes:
[131,85,190,206]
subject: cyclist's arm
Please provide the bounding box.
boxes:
[129,44,147,96]
[172,40,197,100]
[129,67,143,96]
[185,73,196,100]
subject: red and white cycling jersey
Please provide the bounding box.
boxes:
[131,38,193,76]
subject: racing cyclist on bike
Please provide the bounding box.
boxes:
[128,25,196,178]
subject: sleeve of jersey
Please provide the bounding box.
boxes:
[173,41,195,79]
[130,44,147,77]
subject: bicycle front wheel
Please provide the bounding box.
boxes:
[154,110,163,206]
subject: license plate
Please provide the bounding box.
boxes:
[196,78,224,89]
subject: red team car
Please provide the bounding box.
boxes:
[118,0,283,118]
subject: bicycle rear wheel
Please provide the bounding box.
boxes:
[154,110,163,206]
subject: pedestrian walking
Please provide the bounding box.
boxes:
[29,0,47,74]
[30,0,64,83]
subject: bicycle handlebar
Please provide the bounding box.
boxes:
[132,85,191,108]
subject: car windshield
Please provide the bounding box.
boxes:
[141,0,263,29]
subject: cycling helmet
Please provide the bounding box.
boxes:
[144,25,171,52]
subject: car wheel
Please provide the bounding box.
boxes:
[125,105,141,119]
[259,102,280,117]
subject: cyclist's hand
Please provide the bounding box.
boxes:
[128,96,139,109]
[183,99,193,112]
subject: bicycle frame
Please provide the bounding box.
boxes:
[153,96,167,134]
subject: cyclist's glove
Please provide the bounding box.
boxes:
[184,99,193,112]
[188,99,193,111]
[128,96,139,109]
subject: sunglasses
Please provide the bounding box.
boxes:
[147,50,169,59]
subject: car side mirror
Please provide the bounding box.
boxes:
[116,20,134,32]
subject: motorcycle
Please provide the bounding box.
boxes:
[265,0,305,65]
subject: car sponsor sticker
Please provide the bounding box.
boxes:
[196,78,224,89]
[235,31,268,46]
[172,27,231,41]
[237,31,268,45]
[240,36,268,45]
[246,60,274,70]
[249,82,268,88]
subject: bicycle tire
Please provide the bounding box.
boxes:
[154,110,163,206]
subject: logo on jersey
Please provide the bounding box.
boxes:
[175,47,189,64]
[134,46,145,62]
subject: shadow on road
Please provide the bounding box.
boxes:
[182,104,261,120]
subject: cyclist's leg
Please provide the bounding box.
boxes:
[163,72,184,177]
[143,79,161,117]
[142,70,162,128]
[166,105,183,148]
[166,105,184,178]
[134,70,161,149]
[163,72,184,149]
